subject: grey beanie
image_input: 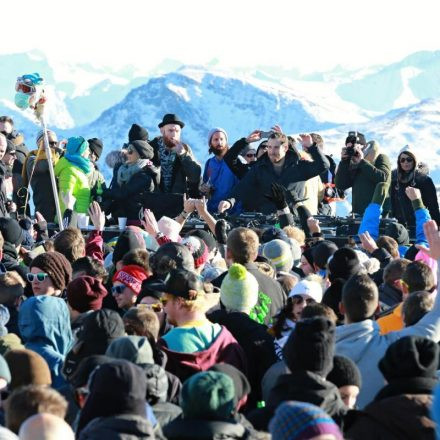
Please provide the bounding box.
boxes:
[105,335,154,365]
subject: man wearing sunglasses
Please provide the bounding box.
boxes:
[149,114,201,198]
[1,141,18,215]
[0,134,8,218]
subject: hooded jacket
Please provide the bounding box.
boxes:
[54,156,91,214]
[228,145,329,214]
[335,142,391,215]
[18,296,73,389]
[389,145,440,227]
[208,309,278,409]
[335,270,440,409]
[158,325,247,383]
[247,370,347,431]
[104,161,160,221]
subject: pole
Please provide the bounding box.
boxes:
[40,115,64,230]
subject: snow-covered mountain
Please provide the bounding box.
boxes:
[1,50,439,181]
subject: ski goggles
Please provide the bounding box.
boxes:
[27,273,49,282]
[15,82,36,95]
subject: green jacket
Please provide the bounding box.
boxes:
[335,154,391,215]
[54,157,91,214]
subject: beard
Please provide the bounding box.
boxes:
[163,135,179,148]
[211,145,227,157]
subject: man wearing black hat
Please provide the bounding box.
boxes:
[335,133,391,216]
[87,138,106,203]
[0,138,16,217]
[149,114,201,198]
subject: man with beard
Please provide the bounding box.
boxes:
[201,128,240,213]
[218,132,330,214]
[1,140,18,215]
[0,134,10,217]
[150,114,201,198]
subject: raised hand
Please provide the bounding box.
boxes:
[217,200,232,214]
[246,130,262,143]
[359,231,378,254]
[88,201,105,231]
[405,186,421,201]
[141,208,160,236]
[416,220,440,260]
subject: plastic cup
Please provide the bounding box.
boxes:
[118,217,127,230]
[77,214,89,229]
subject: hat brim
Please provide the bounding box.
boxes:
[158,121,185,129]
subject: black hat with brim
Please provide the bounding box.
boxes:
[158,113,185,129]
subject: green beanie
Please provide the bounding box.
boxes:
[220,263,259,313]
[180,371,236,420]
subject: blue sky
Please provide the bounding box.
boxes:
[3,0,440,72]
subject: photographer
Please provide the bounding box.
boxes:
[335,132,391,216]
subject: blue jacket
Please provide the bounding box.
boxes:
[335,260,440,409]
[19,296,73,389]
[203,156,239,213]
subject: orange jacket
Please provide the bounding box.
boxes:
[377,303,403,334]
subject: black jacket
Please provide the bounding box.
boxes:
[208,309,278,409]
[379,283,402,308]
[228,145,329,214]
[212,262,286,326]
[389,169,440,227]
[78,414,156,440]
[103,162,159,221]
[163,418,265,440]
[150,137,201,198]
[247,370,347,431]
[223,138,255,179]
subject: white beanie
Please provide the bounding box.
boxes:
[220,263,259,313]
[289,279,323,303]
[208,127,228,146]
[158,216,181,242]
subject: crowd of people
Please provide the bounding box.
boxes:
[0,112,439,439]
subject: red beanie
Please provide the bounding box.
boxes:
[66,276,108,313]
[112,265,148,295]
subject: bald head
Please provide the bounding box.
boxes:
[19,413,74,440]
[0,134,6,161]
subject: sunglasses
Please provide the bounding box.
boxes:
[112,285,126,295]
[289,294,315,305]
[27,273,49,282]
[127,148,135,155]
[49,141,58,147]
[246,153,256,158]
[400,156,414,163]
[0,389,9,401]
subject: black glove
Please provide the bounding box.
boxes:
[215,219,231,245]
[264,183,288,210]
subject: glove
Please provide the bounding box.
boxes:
[215,219,231,245]
[264,183,288,210]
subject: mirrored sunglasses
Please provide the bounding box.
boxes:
[26,273,48,282]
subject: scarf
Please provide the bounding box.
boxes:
[158,137,176,192]
[22,148,60,186]
[117,159,149,186]
[64,152,91,175]
[375,377,438,402]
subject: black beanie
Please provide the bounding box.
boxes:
[129,140,154,160]
[312,241,338,270]
[0,218,24,246]
[283,317,335,377]
[379,336,439,381]
[385,222,410,246]
[128,124,149,142]
[88,138,104,159]
[302,248,314,267]
[327,355,362,389]
[328,247,362,282]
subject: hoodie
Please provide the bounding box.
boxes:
[335,264,440,409]
[18,296,73,389]
[158,325,247,382]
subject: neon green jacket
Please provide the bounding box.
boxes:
[54,157,91,214]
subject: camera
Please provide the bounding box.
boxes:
[345,131,361,157]
[260,131,273,139]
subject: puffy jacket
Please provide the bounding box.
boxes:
[389,169,440,227]
[228,146,329,214]
[54,157,91,214]
[103,162,159,221]
[18,296,73,389]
